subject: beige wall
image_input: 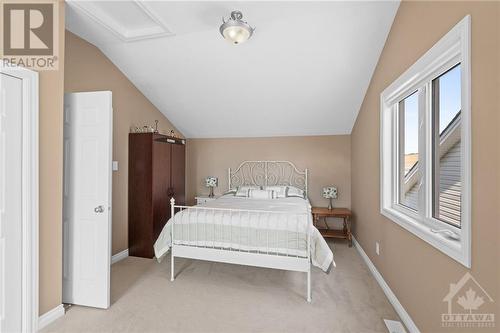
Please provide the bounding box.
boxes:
[186,136,351,209]
[64,32,182,255]
[39,1,65,316]
[351,1,499,332]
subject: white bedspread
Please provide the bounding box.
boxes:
[154,195,335,272]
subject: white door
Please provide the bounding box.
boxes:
[0,73,23,332]
[63,91,112,309]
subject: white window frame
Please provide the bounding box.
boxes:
[380,16,471,267]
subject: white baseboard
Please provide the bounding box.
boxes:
[352,237,420,333]
[111,248,129,265]
[384,319,407,333]
[38,304,65,331]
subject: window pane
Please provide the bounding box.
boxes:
[398,92,420,211]
[432,64,461,227]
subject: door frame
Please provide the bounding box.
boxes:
[1,63,39,332]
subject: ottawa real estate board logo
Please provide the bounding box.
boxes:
[442,272,495,329]
[1,1,59,70]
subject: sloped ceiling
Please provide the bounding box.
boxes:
[66,1,399,138]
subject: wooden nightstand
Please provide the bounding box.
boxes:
[311,207,352,247]
[195,196,218,205]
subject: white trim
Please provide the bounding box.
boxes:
[38,304,65,331]
[1,63,39,332]
[380,16,471,267]
[353,237,419,333]
[66,1,173,42]
[111,248,129,265]
[384,319,407,333]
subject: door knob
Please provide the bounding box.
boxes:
[94,205,105,213]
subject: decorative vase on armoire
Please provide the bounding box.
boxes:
[128,133,185,258]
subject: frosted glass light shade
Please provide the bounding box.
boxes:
[222,25,251,45]
[219,10,254,45]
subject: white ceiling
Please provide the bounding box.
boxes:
[66,1,399,138]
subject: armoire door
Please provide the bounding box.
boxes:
[152,140,171,241]
[170,143,186,205]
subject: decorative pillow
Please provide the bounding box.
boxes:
[223,188,237,196]
[235,185,260,197]
[263,186,288,198]
[248,189,275,199]
[235,188,249,197]
[287,186,305,199]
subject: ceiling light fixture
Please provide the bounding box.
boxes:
[219,10,255,45]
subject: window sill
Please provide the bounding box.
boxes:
[381,206,470,268]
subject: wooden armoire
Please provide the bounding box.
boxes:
[128,133,185,258]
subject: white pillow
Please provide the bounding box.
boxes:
[235,185,260,197]
[248,189,275,199]
[223,188,237,196]
[287,186,305,198]
[263,186,287,198]
[235,188,249,197]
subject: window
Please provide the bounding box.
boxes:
[398,92,420,211]
[380,16,471,267]
[432,65,462,227]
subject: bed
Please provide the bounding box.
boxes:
[154,161,335,302]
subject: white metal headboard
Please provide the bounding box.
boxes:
[228,161,308,195]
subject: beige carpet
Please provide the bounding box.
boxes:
[43,241,400,333]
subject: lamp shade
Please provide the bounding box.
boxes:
[222,25,252,45]
[205,176,218,188]
[220,11,254,45]
[322,186,338,199]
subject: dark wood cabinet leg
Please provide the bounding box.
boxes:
[346,216,352,247]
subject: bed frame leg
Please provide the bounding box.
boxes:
[170,197,175,282]
[307,268,311,302]
[170,252,175,282]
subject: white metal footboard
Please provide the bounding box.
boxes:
[169,198,313,302]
